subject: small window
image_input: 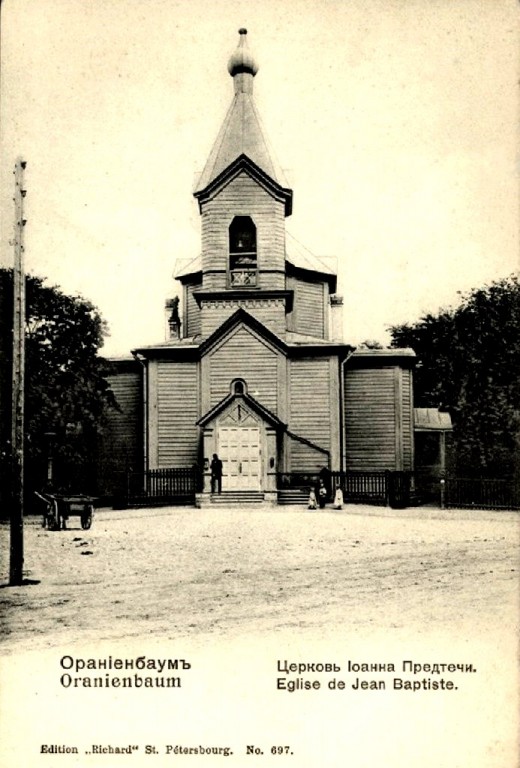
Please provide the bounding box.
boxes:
[231,378,246,395]
[229,216,257,286]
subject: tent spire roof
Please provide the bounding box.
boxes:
[194,29,292,205]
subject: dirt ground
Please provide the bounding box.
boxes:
[1,503,519,768]
[1,503,518,651]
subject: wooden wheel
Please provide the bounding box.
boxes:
[50,499,60,530]
[81,505,93,529]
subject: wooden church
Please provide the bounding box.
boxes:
[100,30,417,505]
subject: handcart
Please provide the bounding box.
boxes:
[35,491,95,530]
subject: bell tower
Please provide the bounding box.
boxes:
[192,29,294,339]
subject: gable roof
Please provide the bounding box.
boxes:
[199,307,286,357]
[200,306,351,358]
[197,390,285,429]
[132,308,352,359]
[194,153,292,215]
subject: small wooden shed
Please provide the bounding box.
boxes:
[414,408,453,498]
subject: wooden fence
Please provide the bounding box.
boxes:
[443,477,520,511]
[330,471,390,506]
[277,470,413,508]
[119,470,520,510]
[123,467,200,507]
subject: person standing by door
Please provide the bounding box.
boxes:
[210,453,223,494]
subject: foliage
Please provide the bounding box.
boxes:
[389,275,520,477]
[359,339,384,349]
[0,268,117,496]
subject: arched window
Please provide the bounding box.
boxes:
[229,216,257,286]
[231,378,247,395]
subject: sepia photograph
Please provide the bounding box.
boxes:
[1,1,519,766]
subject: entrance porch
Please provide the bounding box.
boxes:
[197,389,284,498]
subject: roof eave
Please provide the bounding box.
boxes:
[347,348,417,369]
[197,391,286,429]
[285,260,337,291]
[194,154,293,216]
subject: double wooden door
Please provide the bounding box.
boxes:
[218,426,261,490]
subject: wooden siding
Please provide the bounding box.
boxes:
[202,271,287,291]
[208,326,279,413]
[201,298,286,339]
[185,281,202,338]
[257,271,286,290]
[98,370,143,494]
[289,358,331,472]
[344,367,398,471]
[156,361,199,468]
[402,369,414,471]
[287,275,327,338]
[200,172,286,291]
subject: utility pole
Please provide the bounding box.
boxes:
[10,158,27,586]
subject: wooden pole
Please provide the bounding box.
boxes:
[10,158,27,586]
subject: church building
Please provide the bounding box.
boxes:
[101,30,416,505]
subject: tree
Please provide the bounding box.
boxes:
[359,339,384,349]
[0,268,117,503]
[389,275,520,477]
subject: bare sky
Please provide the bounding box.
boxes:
[1,0,518,356]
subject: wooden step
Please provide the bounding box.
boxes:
[277,489,308,505]
[210,491,264,505]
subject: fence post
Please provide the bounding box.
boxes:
[125,470,131,509]
[385,470,390,507]
[440,475,445,509]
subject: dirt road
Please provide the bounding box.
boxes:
[1,504,518,651]
[1,504,519,768]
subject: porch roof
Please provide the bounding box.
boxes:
[197,391,285,430]
[414,408,453,432]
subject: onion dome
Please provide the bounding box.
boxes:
[194,29,292,215]
[227,28,258,78]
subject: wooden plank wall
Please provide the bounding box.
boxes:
[208,327,279,413]
[201,298,287,339]
[185,281,202,338]
[287,276,326,338]
[344,367,397,471]
[401,368,414,471]
[289,358,331,471]
[156,361,199,467]
[200,172,286,291]
[97,369,143,494]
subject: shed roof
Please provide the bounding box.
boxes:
[286,233,337,277]
[174,235,336,283]
[347,347,416,369]
[414,408,453,431]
